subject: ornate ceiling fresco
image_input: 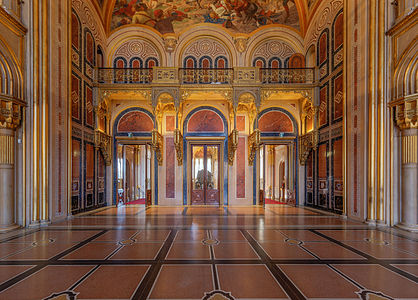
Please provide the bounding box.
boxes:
[109,0,302,34]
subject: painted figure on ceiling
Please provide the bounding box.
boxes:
[132,3,156,26]
[154,8,188,33]
[110,0,300,33]
[114,0,137,17]
[282,0,295,22]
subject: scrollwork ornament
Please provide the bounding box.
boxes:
[234,37,248,53]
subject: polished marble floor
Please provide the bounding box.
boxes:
[0,205,417,299]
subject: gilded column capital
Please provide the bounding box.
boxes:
[0,98,23,130]
[395,96,417,130]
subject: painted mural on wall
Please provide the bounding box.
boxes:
[111,0,300,34]
[187,110,224,132]
[259,111,294,133]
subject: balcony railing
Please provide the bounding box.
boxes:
[97,68,153,84]
[95,67,315,85]
[260,68,315,84]
[179,68,233,84]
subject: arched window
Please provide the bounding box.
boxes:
[145,57,158,68]
[183,56,197,83]
[199,56,212,68]
[113,57,127,83]
[130,57,142,68]
[253,57,266,68]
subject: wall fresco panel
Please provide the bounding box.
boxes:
[117,111,154,133]
[166,137,175,199]
[259,111,293,133]
[187,110,224,133]
[237,116,245,132]
[166,116,175,132]
[236,137,245,198]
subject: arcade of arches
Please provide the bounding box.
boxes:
[0,0,417,299]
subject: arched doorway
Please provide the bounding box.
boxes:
[183,107,229,206]
[112,107,156,206]
[256,108,298,206]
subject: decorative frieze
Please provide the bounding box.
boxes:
[153,67,178,84]
[234,67,259,84]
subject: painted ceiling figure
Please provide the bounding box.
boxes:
[114,0,138,17]
[282,0,295,22]
[111,0,300,32]
[132,3,156,26]
[154,9,188,33]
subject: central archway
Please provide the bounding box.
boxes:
[183,106,229,206]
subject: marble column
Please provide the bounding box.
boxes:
[399,128,418,231]
[0,128,18,231]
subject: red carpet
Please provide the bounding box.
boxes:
[126,199,146,205]
[265,198,287,205]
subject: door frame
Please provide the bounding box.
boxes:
[257,139,298,206]
[186,138,225,206]
[190,143,222,206]
[113,138,155,206]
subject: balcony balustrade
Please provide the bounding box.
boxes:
[95,67,315,86]
[96,68,153,84]
[260,68,315,84]
[179,68,233,84]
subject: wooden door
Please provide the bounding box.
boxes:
[191,144,220,205]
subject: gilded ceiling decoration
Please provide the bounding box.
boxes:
[110,0,301,34]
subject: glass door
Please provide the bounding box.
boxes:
[191,144,220,205]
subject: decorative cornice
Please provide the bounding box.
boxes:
[386,7,418,36]
[0,7,27,36]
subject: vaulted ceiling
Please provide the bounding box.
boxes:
[91,0,325,37]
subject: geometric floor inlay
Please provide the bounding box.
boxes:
[0,205,416,300]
